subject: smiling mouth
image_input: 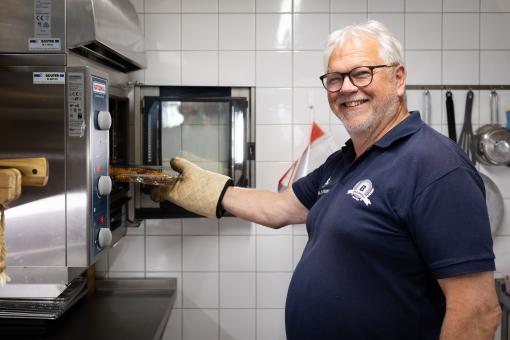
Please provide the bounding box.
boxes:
[342,99,369,107]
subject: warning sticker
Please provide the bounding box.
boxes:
[33,72,65,84]
[28,37,61,50]
[34,0,52,38]
[67,72,86,137]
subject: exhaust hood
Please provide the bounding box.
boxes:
[67,0,146,72]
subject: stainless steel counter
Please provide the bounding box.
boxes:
[0,278,177,340]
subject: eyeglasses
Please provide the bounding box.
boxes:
[319,64,398,92]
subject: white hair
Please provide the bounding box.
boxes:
[323,20,404,72]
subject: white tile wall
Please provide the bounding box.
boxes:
[183,236,219,271]
[293,51,324,87]
[219,0,255,13]
[443,0,479,12]
[219,236,256,271]
[256,0,292,13]
[256,51,292,86]
[293,87,331,125]
[443,13,479,50]
[256,309,287,340]
[219,14,255,50]
[406,0,442,12]
[368,0,404,12]
[256,14,292,50]
[405,14,442,49]
[182,14,218,50]
[145,0,180,13]
[181,0,217,13]
[256,273,292,308]
[293,14,330,50]
[219,273,256,307]
[183,309,219,340]
[219,51,255,86]
[182,272,219,308]
[119,2,510,339]
[220,309,256,340]
[256,88,293,124]
[145,14,181,50]
[481,13,510,49]
[294,0,330,13]
[256,236,293,271]
[331,0,367,12]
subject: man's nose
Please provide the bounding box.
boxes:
[340,76,358,93]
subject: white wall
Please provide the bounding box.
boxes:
[96,1,510,339]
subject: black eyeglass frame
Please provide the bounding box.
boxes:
[319,63,399,93]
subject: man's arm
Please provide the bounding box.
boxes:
[438,271,501,340]
[222,186,308,229]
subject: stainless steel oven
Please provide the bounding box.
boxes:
[132,86,256,219]
[0,0,145,299]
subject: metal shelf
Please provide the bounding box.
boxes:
[406,85,510,90]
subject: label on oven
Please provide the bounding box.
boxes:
[67,72,86,138]
[28,38,61,50]
[34,0,52,38]
[92,81,106,95]
[33,71,65,84]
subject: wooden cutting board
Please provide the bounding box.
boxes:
[0,169,22,205]
[0,158,48,187]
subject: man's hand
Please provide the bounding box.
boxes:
[151,157,233,218]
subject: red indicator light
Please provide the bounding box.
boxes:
[95,165,102,173]
[99,215,105,224]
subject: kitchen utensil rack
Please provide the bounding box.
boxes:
[406,85,510,90]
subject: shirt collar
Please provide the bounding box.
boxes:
[340,111,424,160]
[374,111,424,148]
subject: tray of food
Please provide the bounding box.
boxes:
[109,166,180,186]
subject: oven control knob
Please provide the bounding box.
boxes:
[97,176,112,196]
[98,228,112,248]
[97,110,112,130]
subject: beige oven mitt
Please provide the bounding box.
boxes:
[151,157,233,218]
[0,168,22,286]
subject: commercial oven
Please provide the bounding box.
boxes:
[132,86,256,219]
[0,0,145,299]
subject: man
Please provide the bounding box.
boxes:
[152,21,501,340]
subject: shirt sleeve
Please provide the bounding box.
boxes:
[409,166,495,279]
[292,163,325,210]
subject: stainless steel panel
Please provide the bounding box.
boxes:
[0,54,66,66]
[67,0,146,69]
[66,66,111,267]
[0,0,65,54]
[0,64,66,267]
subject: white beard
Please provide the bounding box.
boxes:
[340,91,400,135]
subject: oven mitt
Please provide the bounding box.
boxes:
[150,157,233,218]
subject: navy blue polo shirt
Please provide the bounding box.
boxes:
[287,111,495,340]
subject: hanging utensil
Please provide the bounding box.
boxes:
[451,91,504,237]
[473,90,510,165]
[458,90,475,163]
[423,90,431,124]
[445,90,457,142]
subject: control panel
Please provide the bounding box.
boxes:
[90,75,112,255]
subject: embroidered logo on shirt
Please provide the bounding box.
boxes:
[347,179,374,206]
[318,176,333,196]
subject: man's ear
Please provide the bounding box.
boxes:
[394,65,407,97]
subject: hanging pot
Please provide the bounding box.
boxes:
[447,91,504,238]
[473,90,510,165]
[480,173,504,237]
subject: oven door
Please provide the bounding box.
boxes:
[135,95,254,218]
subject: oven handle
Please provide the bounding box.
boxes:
[230,99,248,187]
